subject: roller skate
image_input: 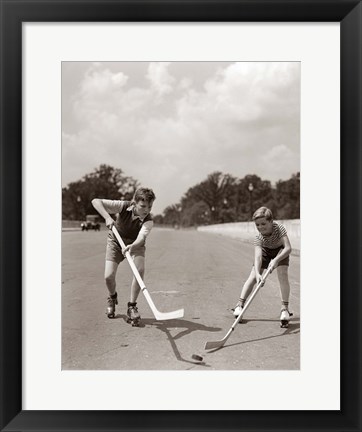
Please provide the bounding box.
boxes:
[232,299,244,322]
[106,292,118,318]
[280,308,293,328]
[127,302,140,327]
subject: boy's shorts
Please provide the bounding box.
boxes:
[106,236,145,264]
[261,245,289,269]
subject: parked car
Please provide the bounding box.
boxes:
[81,215,101,231]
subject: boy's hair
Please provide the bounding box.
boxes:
[133,187,156,204]
[252,206,273,221]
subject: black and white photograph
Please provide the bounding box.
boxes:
[62,61,300,370]
[2,0,361,428]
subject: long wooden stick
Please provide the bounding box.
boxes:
[204,267,273,350]
[112,226,184,320]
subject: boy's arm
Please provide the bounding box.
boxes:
[254,246,263,282]
[124,221,154,253]
[91,198,121,229]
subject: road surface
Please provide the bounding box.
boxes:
[62,227,300,370]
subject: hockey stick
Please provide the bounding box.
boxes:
[204,266,273,350]
[112,226,184,320]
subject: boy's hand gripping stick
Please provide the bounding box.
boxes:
[112,226,184,320]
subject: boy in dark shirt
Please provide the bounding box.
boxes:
[92,187,156,325]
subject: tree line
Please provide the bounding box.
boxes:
[62,164,139,221]
[154,171,300,227]
[62,164,300,226]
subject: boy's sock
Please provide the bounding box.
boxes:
[281,300,289,310]
[239,298,246,308]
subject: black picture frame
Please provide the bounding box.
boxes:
[0,1,361,431]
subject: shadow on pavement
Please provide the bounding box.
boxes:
[114,315,220,367]
[242,317,300,325]
[150,319,219,367]
[114,314,220,335]
[207,320,300,353]
[148,318,221,339]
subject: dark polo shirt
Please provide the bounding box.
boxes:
[108,200,153,242]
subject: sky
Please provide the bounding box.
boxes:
[62,61,300,215]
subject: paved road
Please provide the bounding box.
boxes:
[62,228,300,370]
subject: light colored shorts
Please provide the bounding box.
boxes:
[106,236,145,264]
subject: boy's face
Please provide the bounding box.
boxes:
[134,198,153,218]
[254,217,273,235]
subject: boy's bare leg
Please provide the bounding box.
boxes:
[239,267,257,301]
[233,267,258,317]
[277,265,292,327]
[130,256,145,303]
[104,260,119,318]
[104,260,118,295]
[277,265,290,307]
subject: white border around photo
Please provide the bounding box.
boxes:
[23,22,340,410]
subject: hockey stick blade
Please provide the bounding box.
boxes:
[204,328,233,350]
[112,226,184,320]
[155,310,184,320]
[142,285,184,320]
[152,308,184,320]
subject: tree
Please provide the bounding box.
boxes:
[183,172,238,223]
[275,172,300,219]
[233,175,274,221]
[62,164,139,220]
[180,201,210,226]
[155,171,300,228]
[163,204,182,227]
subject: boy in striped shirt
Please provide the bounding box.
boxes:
[92,187,156,325]
[232,206,293,327]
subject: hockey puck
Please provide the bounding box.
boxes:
[191,354,203,362]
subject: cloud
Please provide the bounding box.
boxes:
[80,66,128,96]
[146,62,175,96]
[62,62,300,214]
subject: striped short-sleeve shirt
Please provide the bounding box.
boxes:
[254,221,287,249]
